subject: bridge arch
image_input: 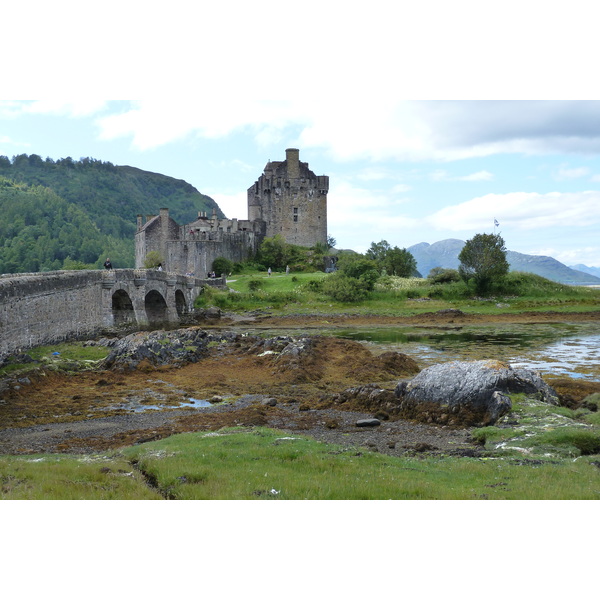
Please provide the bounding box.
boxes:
[112,289,137,325]
[145,289,169,325]
[175,289,187,318]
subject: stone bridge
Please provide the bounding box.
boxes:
[0,269,225,357]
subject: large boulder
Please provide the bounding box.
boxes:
[395,359,559,427]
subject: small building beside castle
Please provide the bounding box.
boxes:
[135,149,329,276]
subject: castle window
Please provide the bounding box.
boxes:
[293,207,298,222]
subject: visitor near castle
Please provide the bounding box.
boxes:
[104,258,112,269]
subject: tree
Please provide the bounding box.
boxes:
[458,233,509,294]
[365,240,391,262]
[365,240,418,277]
[257,235,289,270]
[144,250,163,269]
[382,247,418,277]
[212,256,234,276]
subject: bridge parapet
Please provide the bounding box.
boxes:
[0,268,221,357]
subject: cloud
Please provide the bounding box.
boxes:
[92,100,600,162]
[0,100,108,118]
[327,180,418,251]
[96,99,304,151]
[554,165,590,180]
[426,190,600,232]
[430,169,494,182]
[210,192,248,220]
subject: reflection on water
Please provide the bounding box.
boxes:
[329,323,600,381]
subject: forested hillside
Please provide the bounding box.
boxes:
[0,177,133,272]
[0,154,223,272]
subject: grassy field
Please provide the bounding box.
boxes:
[2,424,599,500]
[197,270,600,316]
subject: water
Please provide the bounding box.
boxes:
[328,323,600,381]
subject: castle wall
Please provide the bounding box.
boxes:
[166,231,259,277]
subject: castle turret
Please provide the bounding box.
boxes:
[285,148,300,179]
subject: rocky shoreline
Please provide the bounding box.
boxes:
[1,310,600,456]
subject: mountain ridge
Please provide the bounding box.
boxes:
[408,239,600,285]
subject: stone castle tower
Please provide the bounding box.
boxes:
[248,148,328,247]
[136,148,328,275]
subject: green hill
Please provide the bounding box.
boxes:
[0,154,223,272]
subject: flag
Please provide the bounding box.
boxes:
[494,219,500,227]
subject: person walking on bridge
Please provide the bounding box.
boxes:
[103,258,113,270]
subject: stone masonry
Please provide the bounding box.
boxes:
[135,149,328,274]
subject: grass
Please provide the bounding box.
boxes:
[194,270,600,317]
[3,417,600,500]
[0,341,111,378]
[0,454,161,500]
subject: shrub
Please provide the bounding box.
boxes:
[322,273,370,302]
[248,279,264,292]
[428,267,461,284]
[303,279,324,292]
[212,257,234,276]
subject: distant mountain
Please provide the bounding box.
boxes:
[569,263,600,279]
[0,154,223,271]
[408,239,600,286]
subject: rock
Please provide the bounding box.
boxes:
[395,359,559,427]
[331,384,396,410]
[356,418,381,427]
[204,307,222,320]
[101,328,240,371]
[261,397,277,407]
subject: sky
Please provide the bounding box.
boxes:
[4,99,600,267]
[3,3,600,269]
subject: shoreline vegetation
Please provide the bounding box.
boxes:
[1,270,600,499]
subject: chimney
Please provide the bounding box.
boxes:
[286,148,300,179]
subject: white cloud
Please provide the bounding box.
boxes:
[92,100,600,163]
[0,134,30,150]
[430,169,494,182]
[459,171,494,182]
[554,165,590,180]
[96,99,304,151]
[327,180,418,251]
[210,192,248,220]
[0,100,108,118]
[426,190,600,232]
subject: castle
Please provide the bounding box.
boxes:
[135,148,329,276]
